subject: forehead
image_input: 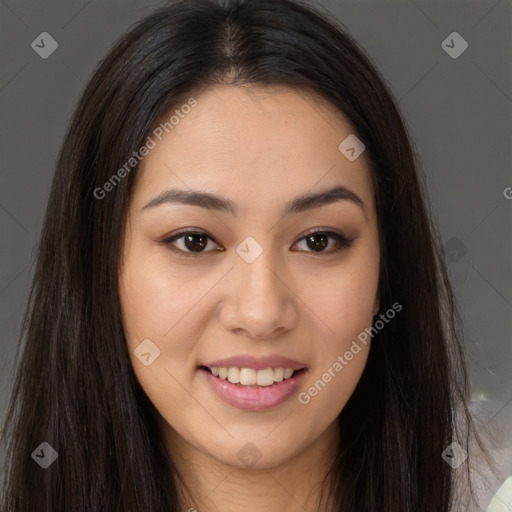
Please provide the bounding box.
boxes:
[132,85,375,216]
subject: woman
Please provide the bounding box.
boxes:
[0,0,487,510]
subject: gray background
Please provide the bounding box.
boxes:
[1,0,511,509]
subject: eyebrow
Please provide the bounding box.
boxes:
[142,184,366,217]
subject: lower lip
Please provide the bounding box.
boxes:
[200,367,308,411]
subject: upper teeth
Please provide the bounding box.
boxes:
[209,367,296,386]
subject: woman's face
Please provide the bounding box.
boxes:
[119,85,380,469]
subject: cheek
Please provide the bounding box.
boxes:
[119,246,205,347]
[295,263,376,419]
[292,244,378,413]
[301,252,379,348]
[296,346,369,437]
[119,249,204,416]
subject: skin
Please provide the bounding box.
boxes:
[119,84,380,512]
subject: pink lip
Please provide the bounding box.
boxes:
[200,367,308,411]
[202,354,307,371]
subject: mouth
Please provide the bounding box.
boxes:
[199,365,308,411]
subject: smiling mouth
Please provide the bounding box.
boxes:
[200,365,306,388]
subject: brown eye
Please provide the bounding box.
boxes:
[293,230,354,254]
[162,230,223,257]
[181,233,208,252]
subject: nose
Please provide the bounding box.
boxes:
[218,247,298,340]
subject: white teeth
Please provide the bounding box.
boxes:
[208,366,298,386]
[227,367,240,383]
[256,368,275,386]
[274,367,284,382]
[283,368,294,379]
[239,368,257,385]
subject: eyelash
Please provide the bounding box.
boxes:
[161,229,355,258]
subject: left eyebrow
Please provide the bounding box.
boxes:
[142,184,366,218]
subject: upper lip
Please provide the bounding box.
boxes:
[202,355,307,371]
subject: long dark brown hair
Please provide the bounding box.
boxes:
[1,0,483,510]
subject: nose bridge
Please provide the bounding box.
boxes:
[220,234,297,338]
[236,237,283,304]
